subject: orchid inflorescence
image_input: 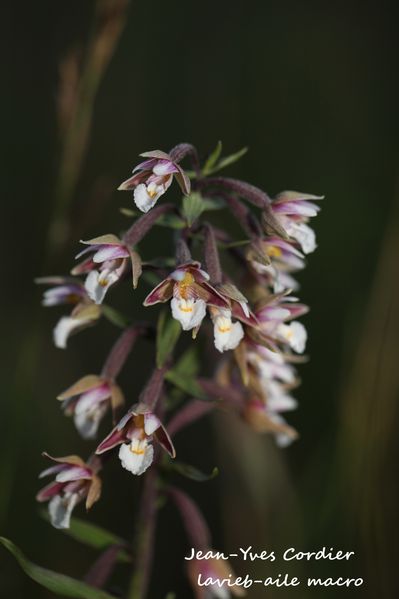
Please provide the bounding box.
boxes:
[36,142,321,598]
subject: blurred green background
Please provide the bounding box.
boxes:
[1,0,399,597]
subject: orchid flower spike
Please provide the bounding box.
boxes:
[96,405,175,476]
[73,234,142,304]
[57,374,125,440]
[36,453,102,529]
[118,150,190,213]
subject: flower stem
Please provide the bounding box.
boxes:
[128,468,158,599]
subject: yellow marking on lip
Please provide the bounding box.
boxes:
[266,245,282,258]
[99,278,109,287]
[179,305,193,313]
[218,325,231,333]
[148,188,157,198]
[130,447,145,455]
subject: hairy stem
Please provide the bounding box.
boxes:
[128,468,158,599]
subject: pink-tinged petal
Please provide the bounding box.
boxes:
[273,201,320,217]
[42,285,86,307]
[75,384,111,414]
[154,424,176,458]
[75,245,96,260]
[118,171,148,190]
[39,464,67,479]
[143,413,161,436]
[92,244,129,263]
[266,237,304,258]
[71,256,96,276]
[117,410,135,430]
[36,481,65,502]
[143,278,174,306]
[133,158,158,172]
[55,466,92,483]
[152,159,178,176]
[280,302,309,320]
[95,426,128,454]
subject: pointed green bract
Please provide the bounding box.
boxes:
[203,141,223,174]
[0,537,116,599]
[168,461,219,482]
[165,370,208,400]
[205,146,248,175]
[182,192,206,227]
[41,513,131,563]
[101,304,131,328]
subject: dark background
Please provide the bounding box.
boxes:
[1,0,399,597]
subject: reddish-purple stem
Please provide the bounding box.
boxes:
[101,325,147,380]
[138,366,167,411]
[128,467,158,598]
[123,203,174,247]
[168,486,211,550]
[167,399,215,437]
[169,143,201,176]
[203,224,222,284]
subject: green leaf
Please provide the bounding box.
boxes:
[201,197,225,211]
[156,213,186,229]
[182,192,206,227]
[0,537,116,599]
[203,141,223,174]
[167,461,219,482]
[101,305,130,328]
[165,370,208,400]
[173,346,199,378]
[156,310,182,368]
[119,207,138,218]
[207,146,248,174]
[41,513,130,563]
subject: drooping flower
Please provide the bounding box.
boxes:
[35,277,101,349]
[249,237,305,292]
[73,234,142,304]
[187,553,246,598]
[144,262,229,333]
[209,307,244,353]
[36,454,101,529]
[256,294,309,353]
[269,191,323,254]
[96,405,175,476]
[118,150,191,213]
[57,374,125,440]
[243,396,298,447]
